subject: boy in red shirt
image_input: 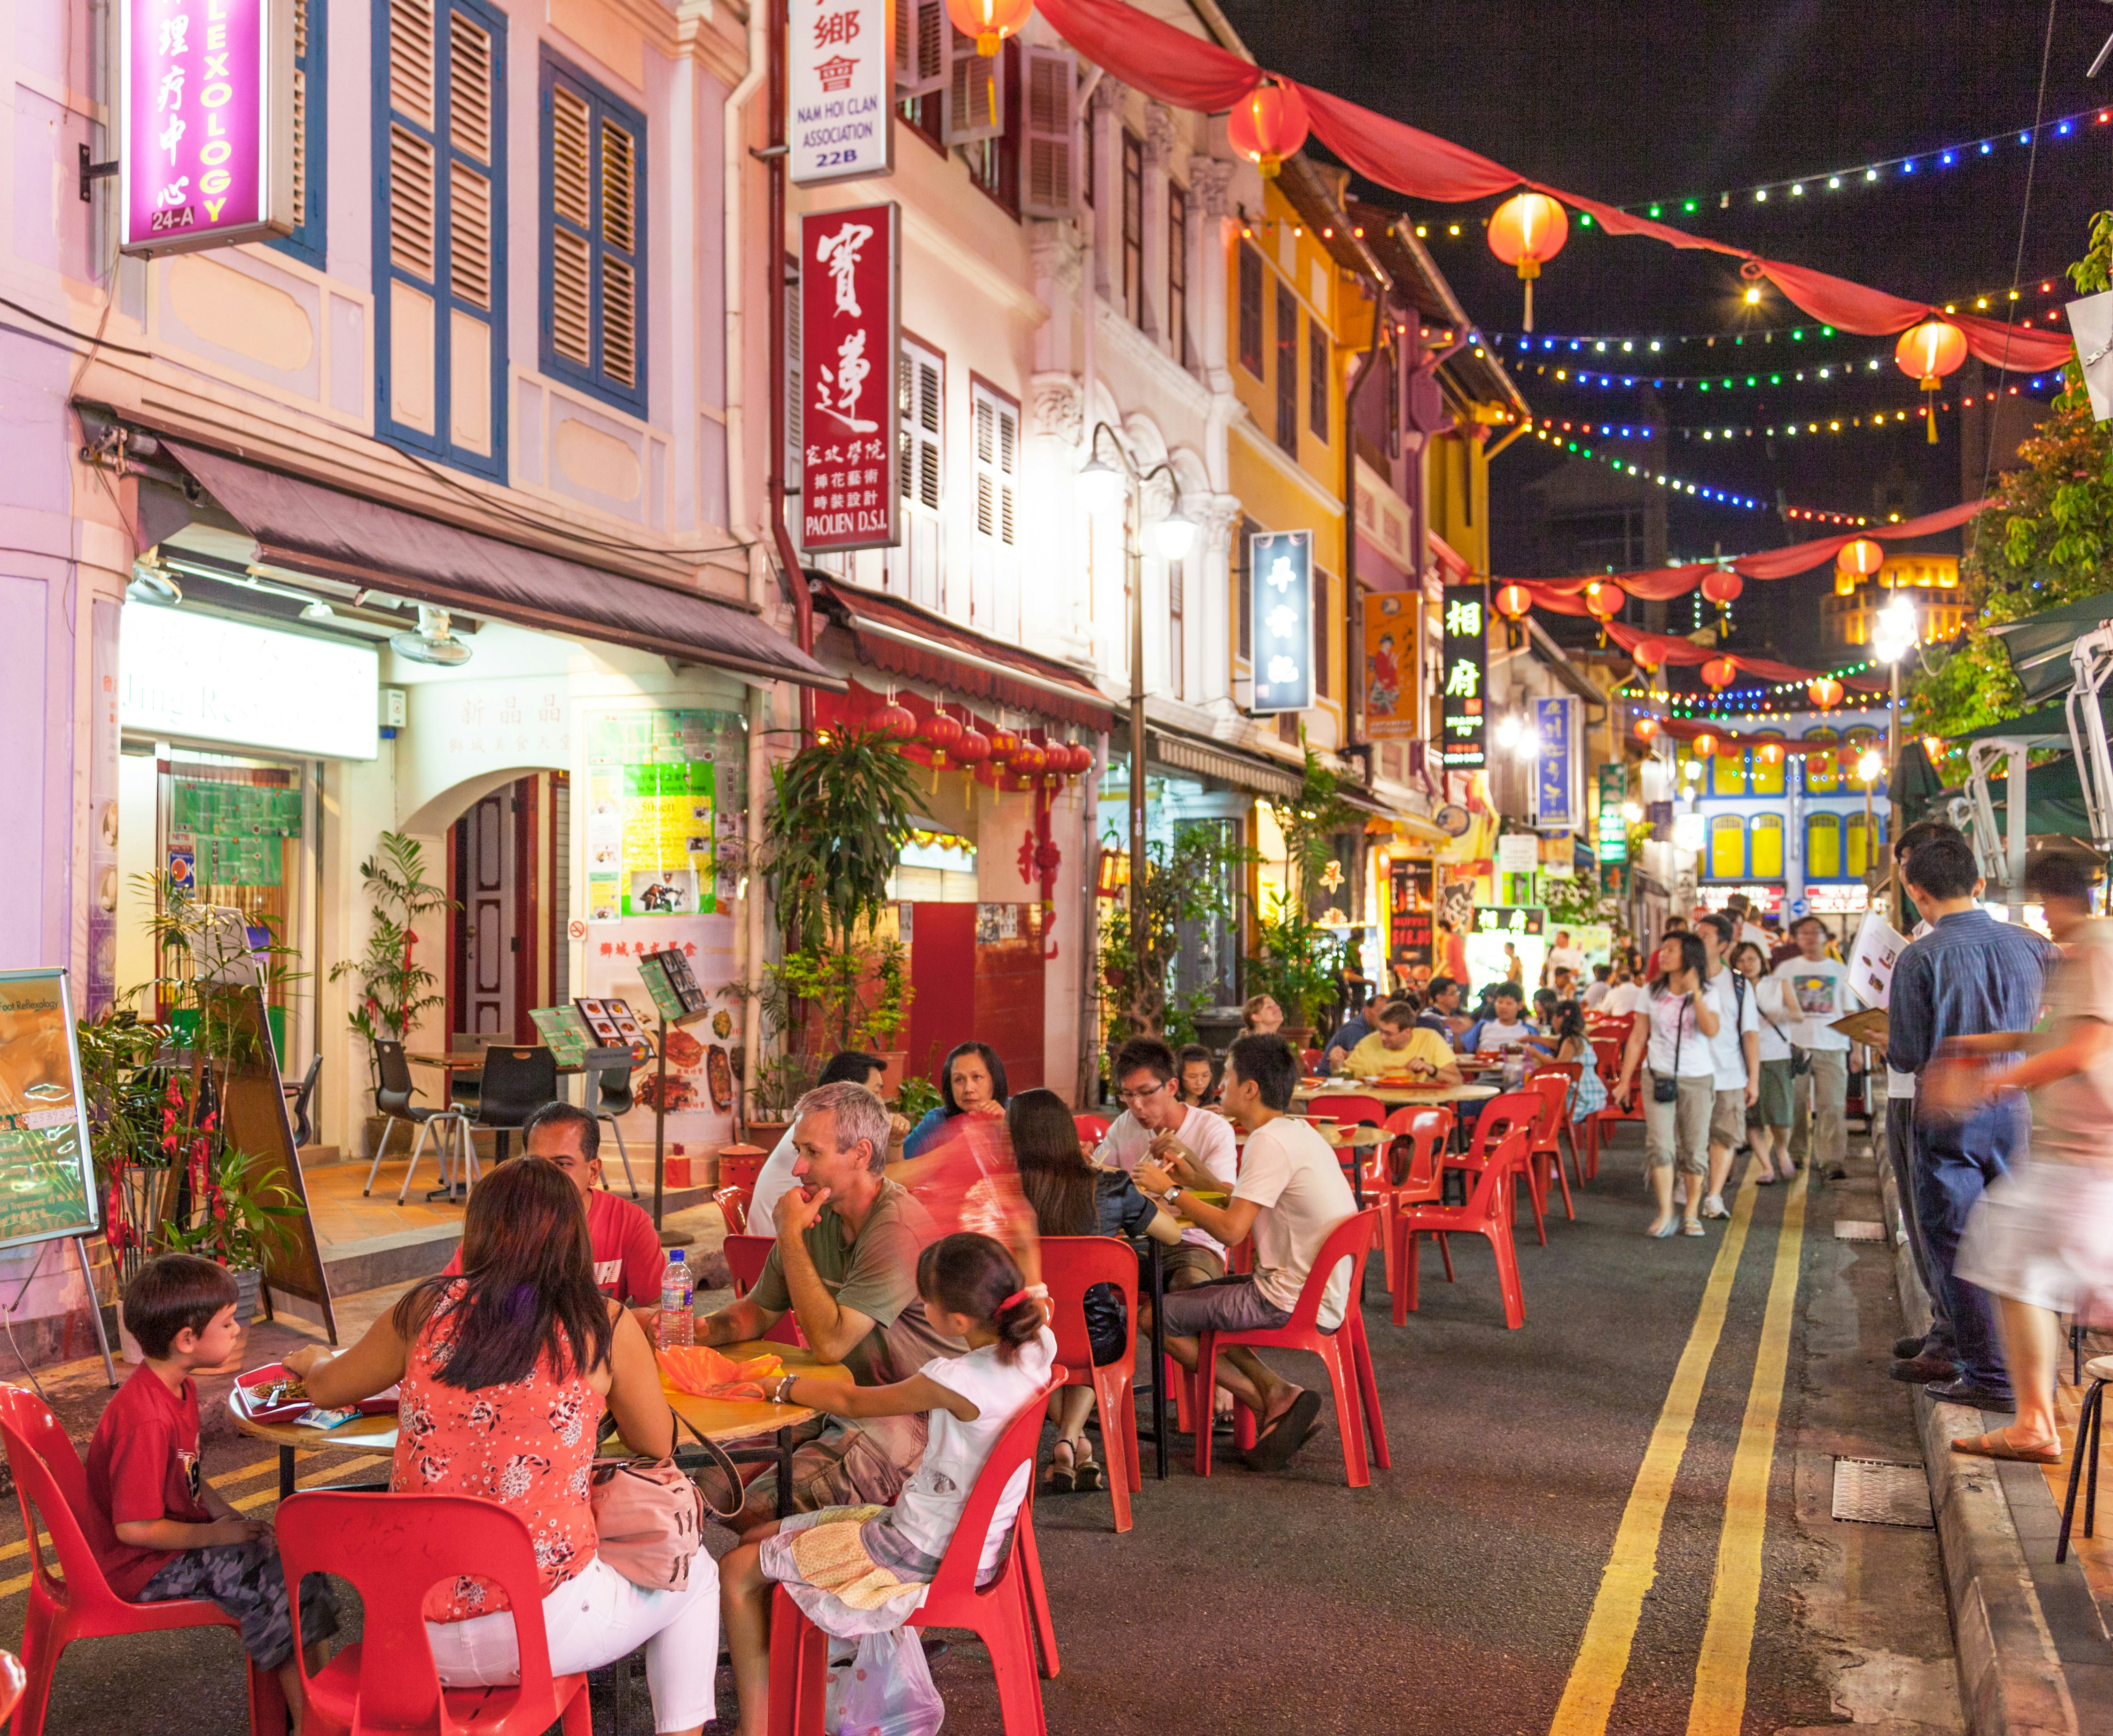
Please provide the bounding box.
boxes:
[86,1255,336,1717]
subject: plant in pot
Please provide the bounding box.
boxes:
[1098,821,1254,1049]
[163,1145,304,1343]
[1247,746,1361,1046]
[329,834,454,1154]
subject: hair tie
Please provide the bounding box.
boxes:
[1000,1283,1048,1310]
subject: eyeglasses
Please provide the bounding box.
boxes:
[1116,1079,1172,1105]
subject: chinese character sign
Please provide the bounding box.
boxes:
[799,203,901,552]
[120,0,294,255]
[1248,529,1312,715]
[1388,857,1435,972]
[1363,591,1418,740]
[1597,760,1629,863]
[789,0,892,185]
[1440,582,1488,768]
[1533,696,1574,828]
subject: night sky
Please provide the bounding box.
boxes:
[1218,0,2111,668]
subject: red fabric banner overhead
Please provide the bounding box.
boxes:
[1601,624,1881,690]
[1029,0,2081,380]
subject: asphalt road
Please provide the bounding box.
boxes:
[0,1123,1960,1736]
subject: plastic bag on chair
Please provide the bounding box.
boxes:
[822,1627,944,1736]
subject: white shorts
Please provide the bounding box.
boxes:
[1957,1158,2113,1321]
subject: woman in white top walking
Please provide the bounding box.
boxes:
[1614,932,1722,1238]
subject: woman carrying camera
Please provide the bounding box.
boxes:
[1614,932,1722,1238]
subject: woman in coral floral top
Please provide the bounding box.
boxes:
[290,1158,718,1736]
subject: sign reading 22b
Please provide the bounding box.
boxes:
[799,203,901,553]
[1248,529,1313,716]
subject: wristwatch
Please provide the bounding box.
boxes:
[1162,1184,1184,1207]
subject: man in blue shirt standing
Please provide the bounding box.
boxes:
[1887,834,2052,1408]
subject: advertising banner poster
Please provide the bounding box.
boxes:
[585,710,746,921]
[120,0,294,254]
[1363,592,1419,739]
[1388,857,1435,974]
[1533,696,1574,828]
[789,0,892,184]
[800,203,901,552]
[1440,583,1488,768]
[0,971,100,1251]
[1249,530,1314,714]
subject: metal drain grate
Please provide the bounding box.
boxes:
[1833,1220,1887,1241]
[1832,1457,1934,1527]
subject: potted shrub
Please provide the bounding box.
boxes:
[328,833,454,1156]
[164,1146,304,1362]
[1247,746,1361,1048]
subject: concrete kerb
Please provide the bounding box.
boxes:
[1875,1140,2083,1736]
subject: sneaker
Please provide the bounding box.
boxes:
[1889,1352,1958,1385]
[1701,1194,1730,1219]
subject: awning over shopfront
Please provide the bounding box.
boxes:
[162,440,839,689]
[1140,724,1304,801]
[807,575,1112,733]
[1988,594,2113,711]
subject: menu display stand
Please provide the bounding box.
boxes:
[634,950,711,1246]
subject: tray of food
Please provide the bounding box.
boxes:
[234,1363,399,1423]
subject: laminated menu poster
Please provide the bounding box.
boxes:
[580,916,743,1147]
[0,970,100,1251]
[583,709,748,922]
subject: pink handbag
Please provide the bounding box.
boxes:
[589,1423,742,1591]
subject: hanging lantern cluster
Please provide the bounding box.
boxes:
[1225,78,1310,179]
[1895,317,1968,443]
[1486,192,1570,333]
[870,690,918,740]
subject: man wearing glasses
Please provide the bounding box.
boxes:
[1095,1035,1240,1297]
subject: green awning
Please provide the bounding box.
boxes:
[1987,595,2113,709]
[1944,751,2094,841]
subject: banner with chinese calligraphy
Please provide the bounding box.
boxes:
[120,0,295,255]
[1440,582,1488,768]
[800,203,901,552]
[1532,696,1575,828]
[1248,528,1312,715]
[1363,591,1418,740]
[790,0,892,184]
[1388,857,1435,973]
[1597,761,1629,864]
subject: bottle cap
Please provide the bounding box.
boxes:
[668,1249,686,1262]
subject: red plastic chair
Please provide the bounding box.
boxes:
[1037,1237,1141,1533]
[725,1233,804,1346]
[769,1373,1066,1736]
[714,1184,752,1234]
[1190,1209,1389,1488]
[1584,1034,1639,1179]
[1371,1107,1452,1296]
[1304,1093,1386,1127]
[1300,1048,1325,1074]
[1072,1113,1111,1146]
[275,1490,589,1736]
[1524,1069,1578,1223]
[1395,1125,1532,1330]
[0,1649,25,1727]
[1446,1089,1547,1247]
[0,1386,288,1736]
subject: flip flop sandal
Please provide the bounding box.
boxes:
[1682,1219,1706,1236]
[1047,1440,1078,1493]
[1076,1448,1106,1492]
[1950,1430,2060,1464]
[1244,1389,1324,1473]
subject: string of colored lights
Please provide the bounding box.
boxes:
[1536,408,1953,441]
[1525,358,2063,393]
[1524,425,1869,521]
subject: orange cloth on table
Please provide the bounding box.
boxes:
[656,1344,784,1399]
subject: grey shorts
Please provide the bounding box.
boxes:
[1160,1243,1228,1289]
[1158,1274,1294,1337]
[743,1417,918,1517]
[139,1538,338,1671]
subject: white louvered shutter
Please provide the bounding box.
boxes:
[940,26,1001,145]
[896,338,944,611]
[894,0,946,95]
[1020,46,1075,219]
[386,0,437,278]
[970,382,1018,634]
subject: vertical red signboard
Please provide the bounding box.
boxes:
[799,203,901,553]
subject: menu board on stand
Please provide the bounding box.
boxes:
[634,949,716,1238]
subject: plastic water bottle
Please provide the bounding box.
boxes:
[659,1250,694,1348]
[1501,1048,1527,1093]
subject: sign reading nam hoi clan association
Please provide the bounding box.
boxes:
[800,203,901,552]
[120,0,296,255]
[789,0,893,185]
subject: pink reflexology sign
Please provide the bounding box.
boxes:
[119,0,295,254]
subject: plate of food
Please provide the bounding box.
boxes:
[235,1362,399,1423]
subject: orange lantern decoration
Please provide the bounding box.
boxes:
[1629,636,1664,673]
[1807,675,1845,709]
[1836,537,1883,580]
[1583,579,1623,622]
[1486,192,1570,332]
[1495,582,1532,622]
[1757,740,1786,767]
[953,721,991,769]
[986,723,1021,765]
[1634,715,1660,741]
[1225,78,1310,180]
[1895,317,1969,443]
[1716,735,1747,762]
[870,695,917,739]
[943,0,1031,55]
[1701,656,1738,691]
[1691,731,1720,759]
[1700,570,1743,606]
[1009,741,1046,780]
[918,707,963,765]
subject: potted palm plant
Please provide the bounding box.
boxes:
[328,832,453,1156]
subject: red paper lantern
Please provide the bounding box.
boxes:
[987,725,1021,764]
[1495,582,1533,622]
[1757,740,1786,766]
[1486,192,1570,332]
[1583,579,1623,622]
[1225,78,1309,180]
[1634,715,1660,741]
[1691,731,1720,759]
[1701,657,1737,691]
[1716,736,1747,762]
[1836,537,1883,579]
[870,698,916,739]
[943,0,1030,55]
[1807,675,1845,709]
[1630,637,1664,673]
[1062,741,1094,775]
[1700,570,1743,606]
[1010,743,1046,778]
[1895,318,1968,443]
[953,723,991,766]
[918,708,963,763]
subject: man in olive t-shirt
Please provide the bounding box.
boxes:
[699,1081,958,1525]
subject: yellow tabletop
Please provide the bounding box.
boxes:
[227,1397,400,1454]
[1295,1082,1501,1107]
[659,1341,853,1444]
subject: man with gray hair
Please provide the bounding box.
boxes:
[698,1080,956,1523]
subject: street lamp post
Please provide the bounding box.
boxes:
[1870,592,1920,912]
[1078,424,1195,1034]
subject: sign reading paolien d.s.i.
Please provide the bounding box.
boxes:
[799,203,902,553]
[120,0,296,255]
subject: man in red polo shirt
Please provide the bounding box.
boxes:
[443,1100,665,1328]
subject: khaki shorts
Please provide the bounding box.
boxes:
[1710,1087,1747,1151]
[1161,1242,1228,1288]
[744,1416,921,1517]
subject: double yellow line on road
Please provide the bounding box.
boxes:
[1549,1167,1810,1736]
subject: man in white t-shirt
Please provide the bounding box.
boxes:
[1472,985,1537,1052]
[1696,913,1760,1218]
[1545,932,1586,985]
[1136,1032,1356,1475]
[1770,915,1858,1178]
[1601,969,1644,1019]
[1095,1036,1240,1293]
[749,1050,910,1236]
[1582,965,1614,1009]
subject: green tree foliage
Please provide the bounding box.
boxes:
[1912,213,2113,736]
